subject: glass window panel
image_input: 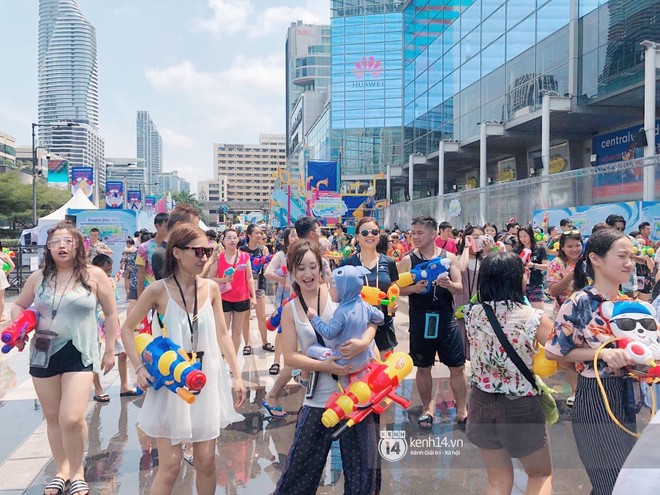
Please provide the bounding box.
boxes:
[507,0,536,29]
[461,1,481,38]
[537,0,570,43]
[345,44,366,54]
[429,81,443,109]
[345,34,364,44]
[462,27,480,63]
[460,80,481,114]
[481,36,506,76]
[483,0,506,19]
[460,109,480,141]
[580,49,599,98]
[506,14,535,61]
[482,66,505,103]
[547,62,569,96]
[405,103,415,125]
[385,97,401,108]
[461,55,480,90]
[385,30,402,42]
[579,0,601,17]
[332,110,345,121]
[346,109,365,119]
[482,6,505,48]
[580,9,599,54]
[345,99,363,110]
[443,71,460,100]
[365,32,385,43]
[386,88,402,98]
[506,46,535,88]
[345,119,367,129]
[344,24,364,35]
[385,117,401,126]
[482,96,505,123]
[443,44,460,74]
[536,27,569,73]
[364,89,386,100]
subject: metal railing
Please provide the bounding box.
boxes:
[384,156,660,229]
[5,246,44,292]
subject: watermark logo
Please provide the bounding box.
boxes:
[378,430,407,462]
[353,56,382,79]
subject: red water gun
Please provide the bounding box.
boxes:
[520,248,532,264]
[322,352,413,439]
[266,293,298,331]
[251,254,274,271]
[1,307,39,353]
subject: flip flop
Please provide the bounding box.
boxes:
[261,399,287,418]
[93,394,110,403]
[43,476,69,495]
[120,390,139,397]
[262,343,275,352]
[69,479,90,495]
[269,363,280,375]
[417,414,433,429]
[243,345,252,355]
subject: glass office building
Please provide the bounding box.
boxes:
[331,1,405,185]
[402,0,660,199]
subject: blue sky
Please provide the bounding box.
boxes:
[0,0,330,189]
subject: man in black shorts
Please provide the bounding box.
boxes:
[398,215,467,430]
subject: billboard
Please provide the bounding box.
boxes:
[70,166,94,200]
[145,195,156,213]
[47,159,69,184]
[127,190,143,210]
[105,181,124,209]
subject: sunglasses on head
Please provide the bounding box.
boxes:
[360,228,380,237]
[611,317,658,332]
[181,246,214,258]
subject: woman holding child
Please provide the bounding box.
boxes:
[274,240,381,495]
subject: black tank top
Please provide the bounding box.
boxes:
[408,249,455,318]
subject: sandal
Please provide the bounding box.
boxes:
[69,479,90,495]
[566,395,575,408]
[269,363,280,375]
[262,342,275,352]
[417,414,434,430]
[43,477,69,495]
[261,399,287,418]
[242,345,252,355]
[93,394,110,402]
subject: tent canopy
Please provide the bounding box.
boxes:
[41,188,97,221]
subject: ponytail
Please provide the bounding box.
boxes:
[573,255,590,292]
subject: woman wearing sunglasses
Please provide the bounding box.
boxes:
[122,224,246,495]
[545,228,637,495]
[202,228,255,354]
[341,217,399,355]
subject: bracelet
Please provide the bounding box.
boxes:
[135,364,145,373]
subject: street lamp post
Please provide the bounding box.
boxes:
[31,121,79,226]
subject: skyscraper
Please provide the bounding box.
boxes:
[38,0,105,190]
[136,111,163,195]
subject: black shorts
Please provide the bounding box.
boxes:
[29,341,93,378]
[127,287,138,300]
[409,311,465,368]
[222,299,250,313]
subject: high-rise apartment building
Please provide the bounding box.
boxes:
[155,171,189,195]
[214,134,285,209]
[285,22,331,157]
[136,111,163,194]
[38,0,105,192]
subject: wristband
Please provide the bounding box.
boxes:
[135,364,145,373]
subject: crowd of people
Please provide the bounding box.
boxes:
[7,205,660,494]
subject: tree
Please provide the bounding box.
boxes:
[170,190,208,224]
[0,172,70,227]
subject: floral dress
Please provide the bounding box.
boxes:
[466,303,544,396]
[546,257,576,313]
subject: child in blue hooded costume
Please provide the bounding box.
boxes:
[306,265,384,375]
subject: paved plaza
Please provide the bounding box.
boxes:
[0,291,595,494]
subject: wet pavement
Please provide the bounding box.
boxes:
[0,291,597,494]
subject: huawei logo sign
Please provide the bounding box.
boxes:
[354,56,382,79]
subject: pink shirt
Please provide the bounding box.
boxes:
[435,237,457,254]
[217,251,250,302]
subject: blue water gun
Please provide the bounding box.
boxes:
[396,256,451,294]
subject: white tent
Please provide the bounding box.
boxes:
[21,189,98,245]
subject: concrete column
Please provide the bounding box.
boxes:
[386,162,391,204]
[438,140,459,197]
[541,94,551,208]
[408,153,414,201]
[642,41,659,201]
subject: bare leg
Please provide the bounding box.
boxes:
[255,296,268,347]
[192,439,217,495]
[264,365,293,414]
[242,310,252,348]
[478,448,515,495]
[519,443,553,495]
[33,376,68,495]
[272,331,282,368]
[0,289,5,321]
[59,372,94,483]
[232,310,249,354]
[150,438,182,495]
[416,366,434,417]
[92,372,103,396]
[117,352,133,393]
[449,365,468,421]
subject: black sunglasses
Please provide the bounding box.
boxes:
[360,228,380,237]
[611,317,657,332]
[181,246,214,258]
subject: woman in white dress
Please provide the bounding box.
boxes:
[121,223,246,495]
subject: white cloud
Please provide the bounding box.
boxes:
[191,0,330,38]
[160,128,195,149]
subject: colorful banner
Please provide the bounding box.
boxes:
[307,160,339,193]
[47,159,69,184]
[127,190,143,210]
[105,181,124,209]
[70,166,94,200]
[145,195,156,213]
[270,187,307,228]
[311,191,347,218]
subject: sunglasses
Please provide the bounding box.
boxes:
[561,230,581,236]
[360,229,380,237]
[181,246,214,258]
[611,317,657,332]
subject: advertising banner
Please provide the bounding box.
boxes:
[105,181,124,209]
[145,195,156,213]
[307,160,339,192]
[127,190,143,210]
[311,191,347,218]
[70,166,94,200]
[47,159,69,183]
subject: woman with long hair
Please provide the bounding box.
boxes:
[341,217,399,355]
[545,229,638,494]
[264,226,298,375]
[121,224,246,495]
[11,222,118,495]
[274,240,380,494]
[466,251,553,495]
[202,228,255,354]
[240,224,274,353]
[515,225,548,310]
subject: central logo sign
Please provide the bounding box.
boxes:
[353,56,382,79]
